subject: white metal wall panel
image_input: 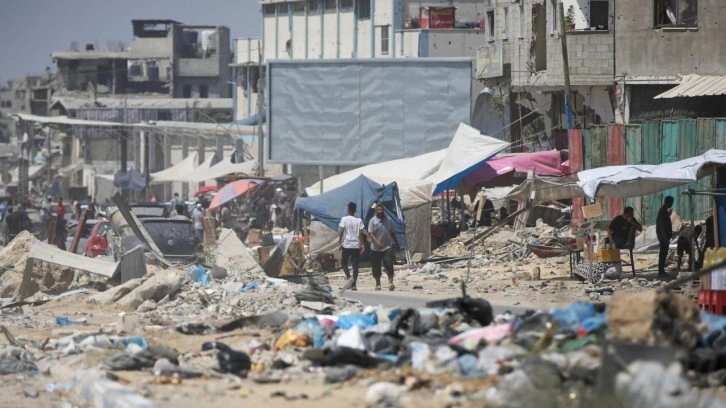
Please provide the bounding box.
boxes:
[267,58,472,165]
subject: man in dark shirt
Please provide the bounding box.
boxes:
[705,215,716,250]
[656,196,674,276]
[86,195,96,219]
[608,206,643,249]
[6,204,30,240]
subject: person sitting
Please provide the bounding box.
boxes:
[608,206,643,249]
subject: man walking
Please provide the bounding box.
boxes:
[368,202,400,291]
[338,202,365,290]
[656,196,674,276]
[192,203,204,240]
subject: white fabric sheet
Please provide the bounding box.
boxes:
[577,149,726,198]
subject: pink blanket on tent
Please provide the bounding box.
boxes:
[464,150,565,186]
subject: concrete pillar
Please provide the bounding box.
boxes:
[181,134,189,200]
[133,130,141,171]
[163,131,172,200]
[235,137,245,162]
[216,134,224,164]
[197,136,205,189]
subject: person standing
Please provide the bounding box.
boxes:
[368,202,400,291]
[220,203,233,229]
[86,195,96,219]
[656,196,674,276]
[192,203,204,240]
[338,202,365,290]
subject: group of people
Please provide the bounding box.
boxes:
[608,195,715,276]
[165,183,294,242]
[338,201,400,291]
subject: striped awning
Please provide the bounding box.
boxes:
[654,74,726,99]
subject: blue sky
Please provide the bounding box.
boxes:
[0,0,261,81]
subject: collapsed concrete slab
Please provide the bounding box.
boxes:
[116,268,189,311]
[9,232,147,301]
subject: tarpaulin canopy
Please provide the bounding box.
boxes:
[149,152,199,184]
[426,122,510,195]
[209,179,261,210]
[505,175,584,203]
[654,74,726,99]
[295,175,408,249]
[577,149,726,198]
[464,150,565,186]
[114,169,146,192]
[305,151,442,210]
[175,155,281,183]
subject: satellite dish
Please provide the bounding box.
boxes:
[2,172,11,184]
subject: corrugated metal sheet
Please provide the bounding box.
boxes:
[653,74,726,99]
[607,124,625,218]
[641,121,662,224]
[625,124,643,220]
[569,129,585,229]
[698,118,716,154]
[716,119,726,150]
[582,128,592,172]
[677,120,698,219]
[661,120,681,218]
[591,126,608,169]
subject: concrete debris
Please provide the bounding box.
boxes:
[116,268,189,311]
[0,207,721,408]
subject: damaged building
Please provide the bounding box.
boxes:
[52,20,232,99]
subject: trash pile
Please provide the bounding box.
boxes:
[4,277,726,407]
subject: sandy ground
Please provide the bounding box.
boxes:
[0,296,492,408]
[0,238,697,407]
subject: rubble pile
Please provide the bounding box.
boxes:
[0,221,722,407]
[3,284,726,407]
[0,231,74,298]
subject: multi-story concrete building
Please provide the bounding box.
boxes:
[236,1,494,123]
[474,0,615,151]
[614,0,726,122]
[0,72,54,116]
[52,20,232,99]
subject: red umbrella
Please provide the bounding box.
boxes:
[194,185,219,197]
[208,180,259,210]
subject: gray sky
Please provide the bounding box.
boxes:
[0,0,261,82]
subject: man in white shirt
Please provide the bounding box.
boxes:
[192,203,204,240]
[338,202,365,291]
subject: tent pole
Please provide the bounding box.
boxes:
[689,190,696,275]
[393,189,412,265]
[319,165,324,194]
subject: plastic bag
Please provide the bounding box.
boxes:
[294,320,325,349]
[186,265,209,286]
[274,329,309,349]
[551,302,606,336]
[337,313,378,330]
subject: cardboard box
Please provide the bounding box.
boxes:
[247,228,262,246]
[595,248,621,263]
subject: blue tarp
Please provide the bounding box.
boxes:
[295,175,408,249]
[114,169,146,192]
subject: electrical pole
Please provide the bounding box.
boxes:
[558,1,576,127]
[256,50,265,177]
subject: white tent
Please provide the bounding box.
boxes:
[149,152,199,184]
[171,155,282,183]
[577,149,726,198]
[304,122,510,258]
[426,122,510,195]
